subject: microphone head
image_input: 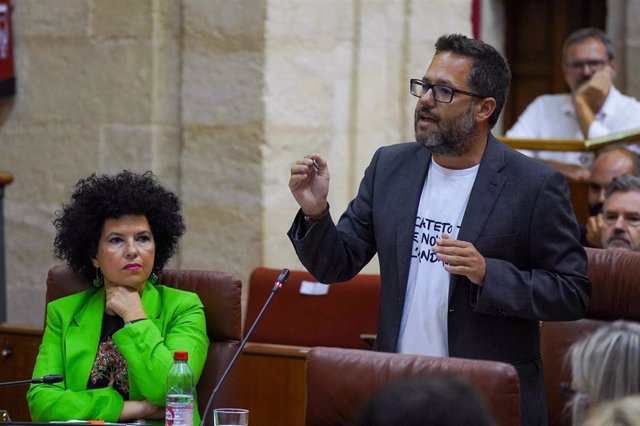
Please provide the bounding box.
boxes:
[276,268,290,284]
[271,268,290,293]
[38,374,64,384]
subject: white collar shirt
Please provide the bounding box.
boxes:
[505,86,640,167]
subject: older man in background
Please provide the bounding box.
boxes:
[584,147,640,247]
[507,28,640,181]
[598,174,640,250]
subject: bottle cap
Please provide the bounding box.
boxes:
[174,351,189,361]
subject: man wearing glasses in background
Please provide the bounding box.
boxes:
[288,34,590,426]
[506,27,640,181]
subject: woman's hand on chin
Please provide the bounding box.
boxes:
[105,285,146,322]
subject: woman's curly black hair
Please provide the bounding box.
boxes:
[53,170,186,281]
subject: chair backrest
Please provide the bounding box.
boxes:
[304,347,521,426]
[45,265,243,413]
[541,247,640,426]
[245,267,380,349]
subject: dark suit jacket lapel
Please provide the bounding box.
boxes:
[451,135,507,300]
[396,145,432,303]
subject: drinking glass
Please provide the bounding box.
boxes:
[213,408,249,426]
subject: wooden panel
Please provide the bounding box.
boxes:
[0,324,43,421]
[236,343,308,426]
[499,137,591,225]
[504,0,555,129]
[499,137,588,152]
[568,180,589,225]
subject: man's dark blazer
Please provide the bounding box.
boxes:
[288,134,590,426]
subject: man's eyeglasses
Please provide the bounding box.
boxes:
[564,59,609,71]
[409,79,485,104]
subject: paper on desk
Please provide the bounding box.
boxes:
[299,280,330,295]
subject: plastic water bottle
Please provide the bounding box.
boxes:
[165,351,194,426]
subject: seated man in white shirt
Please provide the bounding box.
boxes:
[506,27,640,181]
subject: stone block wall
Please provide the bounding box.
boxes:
[0,0,473,326]
[262,0,473,273]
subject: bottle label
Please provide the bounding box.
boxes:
[165,396,193,426]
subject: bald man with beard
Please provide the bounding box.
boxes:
[584,147,640,247]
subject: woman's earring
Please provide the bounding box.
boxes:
[92,268,103,288]
[148,273,158,285]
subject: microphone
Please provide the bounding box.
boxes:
[0,374,64,387]
[199,268,290,426]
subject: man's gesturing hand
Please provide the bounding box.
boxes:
[289,154,330,218]
[433,234,486,286]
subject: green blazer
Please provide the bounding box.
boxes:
[27,280,209,425]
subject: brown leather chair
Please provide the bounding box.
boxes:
[541,247,640,426]
[305,347,521,426]
[245,267,380,349]
[45,264,243,413]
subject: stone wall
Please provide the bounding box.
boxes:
[1,0,185,325]
[0,0,473,326]
[263,0,473,273]
[607,0,640,98]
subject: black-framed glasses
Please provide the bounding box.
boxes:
[564,59,609,71]
[409,78,485,104]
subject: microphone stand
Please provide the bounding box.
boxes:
[0,374,64,387]
[199,268,290,426]
[0,374,64,420]
[0,378,36,387]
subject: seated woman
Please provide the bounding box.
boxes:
[27,170,209,425]
[567,320,640,426]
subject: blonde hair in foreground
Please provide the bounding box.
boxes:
[567,320,640,425]
[582,394,640,426]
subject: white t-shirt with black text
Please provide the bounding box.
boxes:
[397,158,479,356]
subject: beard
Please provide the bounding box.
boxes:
[415,103,477,156]
[605,230,640,251]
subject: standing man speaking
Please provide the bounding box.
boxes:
[288,34,590,426]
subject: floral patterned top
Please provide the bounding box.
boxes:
[86,313,129,399]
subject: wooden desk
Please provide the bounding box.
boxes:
[236,343,309,426]
[0,327,311,426]
[0,324,43,421]
[0,328,539,426]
